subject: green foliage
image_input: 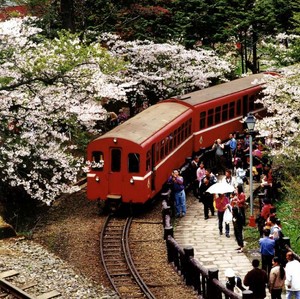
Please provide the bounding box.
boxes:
[26,0,300,54]
[275,182,300,254]
[244,157,300,255]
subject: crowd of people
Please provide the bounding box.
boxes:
[164,131,300,299]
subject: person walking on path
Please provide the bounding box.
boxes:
[232,207,244,253]
[215,193,230,237]
[244,259,268,299]
[260,229,275,277]
[167,169,186,218]
[268,256,285,299]
[285,251,300,299]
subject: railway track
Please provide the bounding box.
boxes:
[100,215,156,299]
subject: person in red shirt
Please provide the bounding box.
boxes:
[231,185,246,226]
[215,193,230,237]
[257,198,274,237]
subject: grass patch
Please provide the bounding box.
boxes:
[244,177,300,255]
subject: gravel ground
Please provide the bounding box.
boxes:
[0,189,198,299]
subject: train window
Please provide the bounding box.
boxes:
[243,95,248,115]
[180,124,184,142]
[249,95,255,111]
[155,143,159,163]
[174,129,178,148]
[184,121,188,139]
[229,101,235,118]
[177,126,181,144]
[168,133,174,151]
[200,111,206,129]
[222,104,228,121]
[91,151,104,171]
[146,151,151,171]
[160,139,165,159]
[187,119,192,135]
[237,99,241,115]
[128,153,140,173]
[111,148,121,172]
[215,106,221,123]
[207,109,214,126]
[165,137,169,156]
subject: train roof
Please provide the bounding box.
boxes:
[94,102,190,144]
[178,73,267,105]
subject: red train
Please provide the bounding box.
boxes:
[87,73,271,209]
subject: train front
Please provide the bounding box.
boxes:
[86,136,151,210]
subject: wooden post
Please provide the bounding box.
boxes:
[208,268,221,299]
[164,226,173,240]
[242,290,254,298]
[165,229,174,263]
[183,246,194,286]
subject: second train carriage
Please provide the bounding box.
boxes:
[87,73,272,208]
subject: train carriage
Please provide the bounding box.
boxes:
[87,73,274,209]
[87,102,194,208]
[180,73,268,153]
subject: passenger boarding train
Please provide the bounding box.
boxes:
[86,73,274,209]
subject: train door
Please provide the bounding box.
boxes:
[243,95,248,115]
[151,144,156,190]
[108,148,122,194]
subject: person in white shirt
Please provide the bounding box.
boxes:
[222,169,237,198]
[285,251,300,299]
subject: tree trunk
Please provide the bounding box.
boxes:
[61,0,75,32]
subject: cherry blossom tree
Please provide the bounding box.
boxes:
[99,33,235,110]
[255,65,300,160]
[259,34,300,69]
[0,17,235,205]
[0,18,127,205]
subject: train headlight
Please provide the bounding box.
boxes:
[95,176,100,182]
[130,178,134,184]
[113,138,117,143]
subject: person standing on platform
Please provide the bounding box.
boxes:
[285,251,300,299]
[222,169,237,189]
[244,259,268,299]
[225,268,246,293]
[226,133,237,157]
[232,207,244,252]
[215,193,230,237]
[222,169,237,198]
[198,176,215,219]
[235,160,248,190]
[268,256,285,299]
[231,185,246,226]
[196,161,206,189]
[167,169,186,218]
[260,229,275,277]
[212,138,225,175]
[190,156,200,197]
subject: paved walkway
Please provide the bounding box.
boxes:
[174,177,271,297]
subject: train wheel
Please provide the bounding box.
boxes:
[97,200,108,215]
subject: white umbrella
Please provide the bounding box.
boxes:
[206,182,235,194]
